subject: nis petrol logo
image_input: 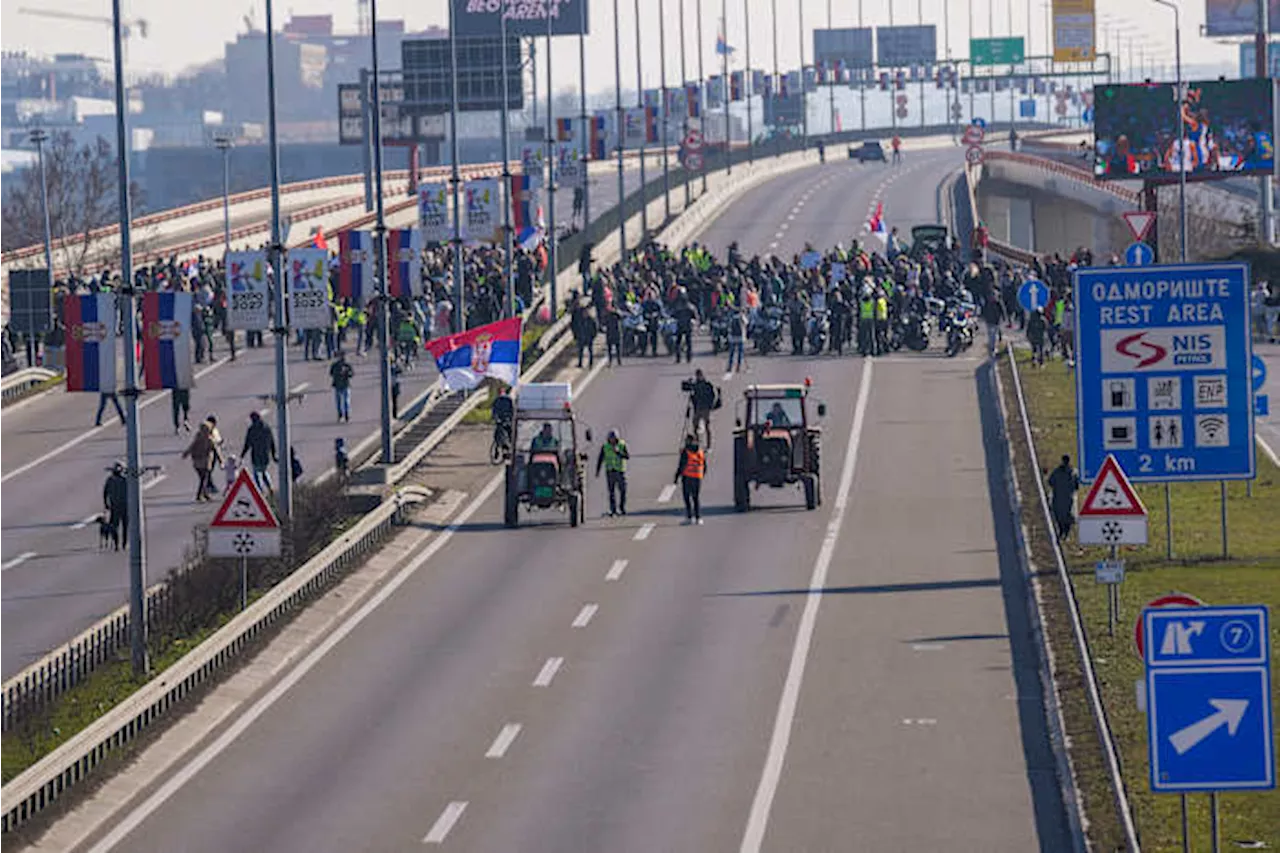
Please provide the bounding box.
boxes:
[1101,327,1226,373]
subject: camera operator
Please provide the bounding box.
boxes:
[682,368,719,449]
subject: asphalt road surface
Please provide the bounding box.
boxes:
[65,150,1072,851]
[0,164,656,679]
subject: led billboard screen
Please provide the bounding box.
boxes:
[1092,80,1276,180]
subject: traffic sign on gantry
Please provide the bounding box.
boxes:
[1073,263,1256,483]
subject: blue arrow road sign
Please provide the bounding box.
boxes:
[1073,263,1257,482]
[1254,353,1268,393]
[1145,606,1274,793]
[1125,242,1154,266]
[972,117,987,128]
[1258,394,1271,417]
[1018,279,1049,313]
[1083,106,1095,123]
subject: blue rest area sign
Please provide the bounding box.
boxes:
[1017,278,1049,313]
[1074,263,1256,482]
[1145,606,1274,792]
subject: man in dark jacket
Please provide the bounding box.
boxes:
[241,411,278,494]
[981,293,1006,357]
[670,289,698,363]
[103,462,129,551]
[1047,455,1080,540]
[571,298,598,368]
[687,368,718,449]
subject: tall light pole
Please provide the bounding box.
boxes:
[1152,0,1187,261]
[110,0,148,677]
[798,0,808,148]
[213,135,233,259]
[634,0,649,237]
[659,0,673,218]
[1257,0,1275,245]
[29,128,55,297]
[772,0,781,157]
[919,0,927,128]
[365,0,393,466]
[722,0,731,174]
[613,0,627,258]
[448,2,465,330]
[696,0,708,189]
[500,8,514,315]
[744,0,754,161]
[827,0,836,136]
[679,0,692,206]
[578,0,590,259]
[546,7,559,311]
[858,0,866,131]
[264,1,295,512]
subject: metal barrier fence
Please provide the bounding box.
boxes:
[0,368,57,404]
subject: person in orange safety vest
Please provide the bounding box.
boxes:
[674,433,706,526]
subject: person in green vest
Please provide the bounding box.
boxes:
[395,314,420,367]
[874,289,890,355]
[857,285,877,357]
[595,429,631,516]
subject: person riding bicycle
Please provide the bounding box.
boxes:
[395,314,420,364]
[491,386,515,453]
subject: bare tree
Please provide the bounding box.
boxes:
[1,132,145,277]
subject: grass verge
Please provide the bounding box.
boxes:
[1000,348,1279,852]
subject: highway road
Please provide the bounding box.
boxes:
[1257,341,1279,465]
[0,163,657,679]
[81,149,1073,851]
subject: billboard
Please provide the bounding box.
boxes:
[450,0,588,37]
[1240,41,1280,78]
[1052,0,1096,62]
[813,27,874,69]
[338,80,445,145]
[875,25,937,67]
[401,36,524,114]
[7,270,53,336]
[1093,80,1277,180]
[1206,0,1280,36]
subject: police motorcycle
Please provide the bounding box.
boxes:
[750,304,785,355]
[621,304,649,357]
[806,307,829,355]
[709,305,732,354]
[940,299,978,357]
[660,313,680,356]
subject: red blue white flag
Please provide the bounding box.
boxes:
[425,316,523,391]
[141,291,193,390]
[509,174,544,249]
[685,83,702,117]
[589,113,609,160]
[867,201,888,245]
[555,117,574,141]
[64,293,117,393]
[386,228,421,299]
[338,229,373,305]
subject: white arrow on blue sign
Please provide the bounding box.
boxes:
[1253,354,1267,393]
[1017,278,1049,313]
[972,117,987,129]
[1125,242,1154,266]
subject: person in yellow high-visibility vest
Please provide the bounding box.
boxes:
[595,429,631,516]
[874,290,890,355]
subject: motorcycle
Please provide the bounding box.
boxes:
[709,307,731,354]
[751,305,784,355]
[621,305,648,357]
[660,315,679,356]
[899,312,932,352]
[806,308,829,355]
[941,302,977,357]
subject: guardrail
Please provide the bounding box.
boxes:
[0,367,57,403]
[982,149,1141,204]
[0,146,811,835]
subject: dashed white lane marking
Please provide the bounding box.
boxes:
[1,552,37,572]
[71,514,99,530]
[572,603,599,628]
[485,723,522,758]
[606,559,628,581]
[634,523,655,541]
[902,718,939,726]
[533,656,564,686]
[787,213,796,221]
[773,231,784,240]
[142,473,168,492]
[911,643,946,651]
[740,357,874,853]
[768,241,778,250]
[657,484,676,503]
[722,371,734,382]
[423,801,468,844]
[779,222,789,231]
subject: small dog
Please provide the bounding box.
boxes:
[97,516,118,551]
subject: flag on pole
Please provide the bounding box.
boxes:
[643,105,659,143]
[509,174,544,249]
[141,291,194,390]
[386,228,421,299]
[867,201,888,245]
[425,316,523,391]
[715,20,734,55]
[63,293,116,393]
[589,113,609,159]
[685,83,702,117]
[311,227,328,250]
[338,230,373,305]
[555,117,574,141]
[643,88,662,109]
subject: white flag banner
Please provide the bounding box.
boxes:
[462,178,502,244]
[520,144,546,176]
[224,250,270,331]
[418,182,450,244]
[287,247,331,330]
[555,142,585,188]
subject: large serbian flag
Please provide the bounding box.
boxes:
[509,174,543,249]
[338,229,373,305]
[425,316,523,391]
[385,228,421,299]
[141,291,194,390]
[867,201,888,245]
[64,293,117,393]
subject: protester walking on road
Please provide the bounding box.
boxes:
[687,369,718,449]
[102,462,128,551]
[674,433,706,525]
[572,297,598,368]
[182,421,222,502]
[330,352,354,423]
[95,390,126,427]
[595,429,630,516]
[1026,307,1048,367]
[1047,455,1080,541]
[241,411,278,495]
[726,306,748,373]
[981,293,1006,358]
[171,387,191,434]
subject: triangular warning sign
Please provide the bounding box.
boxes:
[1080,455,1147,517]
[1122,211,1156,243]
[210,469,279,529]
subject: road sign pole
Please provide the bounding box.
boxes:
[1108,544,1118,637]
[1220,481,1228,558]
[1210,791,1221,853]
[266,0,295,519]
[1179,793,1189,853]
[1165,483,1174,560]
[241,555,248,612]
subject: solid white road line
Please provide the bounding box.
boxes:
[141,473,168,492]
[571,604,598,628]
[657,484,676,503]
[85,346,623,853]
[422,801,468,844]
[1,552,37,572]
[533,656,564,687]
[606,559,628,581]
[485,723,522,758]
[634,523,655,541]
[71,514,99,530]
[739,357,874,853]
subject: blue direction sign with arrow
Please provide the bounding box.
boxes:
[1145,605,1274,792]
[1254,354,1267,392]
[1018,278,1049,313]
[1125,242,1154,266]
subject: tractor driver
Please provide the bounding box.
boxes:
[530,422,560,454]
[765,402,792,427]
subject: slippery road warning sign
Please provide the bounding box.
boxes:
[208,469,280,558]
[1078,455,1148,546]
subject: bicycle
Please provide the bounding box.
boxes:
[490,418,513,465]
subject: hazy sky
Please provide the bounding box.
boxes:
[0,0,1242,90]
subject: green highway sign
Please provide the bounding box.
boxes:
[970,37,1025,65]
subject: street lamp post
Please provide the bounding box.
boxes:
[213,135,233,259]
[29,128,55,302]
[1152,0,1188,262]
